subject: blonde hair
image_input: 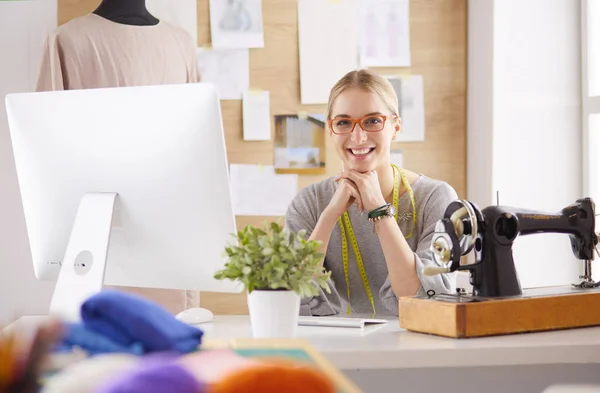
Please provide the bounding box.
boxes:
[326,69,399,120]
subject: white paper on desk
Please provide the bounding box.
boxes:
[196,47,250,100]
[394,75,425,142]
[229,164,298,216]
[359,0,411,67]
[298,0,360,104]
[209,0,264,49]
[146,0,198,46]
[242,90,271,141]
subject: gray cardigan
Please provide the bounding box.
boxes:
[284,175,458,317]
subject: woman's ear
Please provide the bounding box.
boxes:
[392,117,401,141]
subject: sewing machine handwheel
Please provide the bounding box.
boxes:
[431,218,462,271]
[443,199,481,256]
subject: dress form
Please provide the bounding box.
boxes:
[93,0,158,26]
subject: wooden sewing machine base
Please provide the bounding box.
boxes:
[398,284,600,338]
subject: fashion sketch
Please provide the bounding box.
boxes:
[219,0,252,32]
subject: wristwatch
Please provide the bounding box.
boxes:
[367,203,396,223]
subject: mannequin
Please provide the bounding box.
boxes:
[35,3,199,92]
[93,0,158,26]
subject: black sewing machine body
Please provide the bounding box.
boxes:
[428,197,599,299]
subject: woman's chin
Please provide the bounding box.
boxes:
[343,161,376,173]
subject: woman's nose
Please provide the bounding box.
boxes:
[350,124,367,144]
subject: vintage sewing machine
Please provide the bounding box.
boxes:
[397,197,600,338]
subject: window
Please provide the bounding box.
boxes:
[582,0,600,202]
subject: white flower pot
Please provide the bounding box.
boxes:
[247,289,300,338]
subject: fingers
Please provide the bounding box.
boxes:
[337,170,364,184]
[344,180,364,212]
[335,178,362,211]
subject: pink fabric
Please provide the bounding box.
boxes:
[178,349,262,384]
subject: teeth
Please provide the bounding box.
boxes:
[351,148,372,155]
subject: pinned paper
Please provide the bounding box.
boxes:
[390,150,404,168]
[358,0,411,67]
[273,113,326,174]
[298,0,360,104]
[196,47,250,100]
[242,90,271,141]
[209,0,265,49]
[229,164,298,216]
[396,75,425,142]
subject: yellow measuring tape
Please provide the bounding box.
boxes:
[338,164,416,315]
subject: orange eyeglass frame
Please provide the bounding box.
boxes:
[327,114,398,135]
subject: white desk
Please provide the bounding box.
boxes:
[5,315,600,393]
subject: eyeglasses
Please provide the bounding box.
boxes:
[327,114,398,135]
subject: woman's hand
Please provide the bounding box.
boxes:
[338,170,387,212]
[325,178,364,219]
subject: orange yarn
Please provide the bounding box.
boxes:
[209,361,335,393]
[0,329,19,391]
[0,318,63,393]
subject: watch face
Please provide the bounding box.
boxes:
[389,205,397,216]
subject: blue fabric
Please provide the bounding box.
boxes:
[54,322,144,356]
[80,289,203,354]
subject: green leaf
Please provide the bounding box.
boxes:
[212,221,330,296]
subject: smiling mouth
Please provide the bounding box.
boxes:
[348,147,375,157]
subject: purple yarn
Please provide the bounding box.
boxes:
[95,361,205,393]
[137,351,181,366]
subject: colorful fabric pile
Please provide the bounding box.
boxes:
[1,289,336,393]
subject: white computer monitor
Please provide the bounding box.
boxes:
[5,83,242,322]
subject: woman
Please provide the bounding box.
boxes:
[285,69,458,317]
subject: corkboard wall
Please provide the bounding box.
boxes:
[57,0,467,314]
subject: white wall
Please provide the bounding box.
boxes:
[0,0,57,323]
[468,0,583,288]
[467,0,495,208]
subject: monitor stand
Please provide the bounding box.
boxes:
[49,192,117,321]
[47,192,216,324]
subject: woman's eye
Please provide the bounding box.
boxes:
[365,117,381,124]
[336,119,351,126]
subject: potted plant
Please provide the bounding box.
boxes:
[214,221,331,338]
